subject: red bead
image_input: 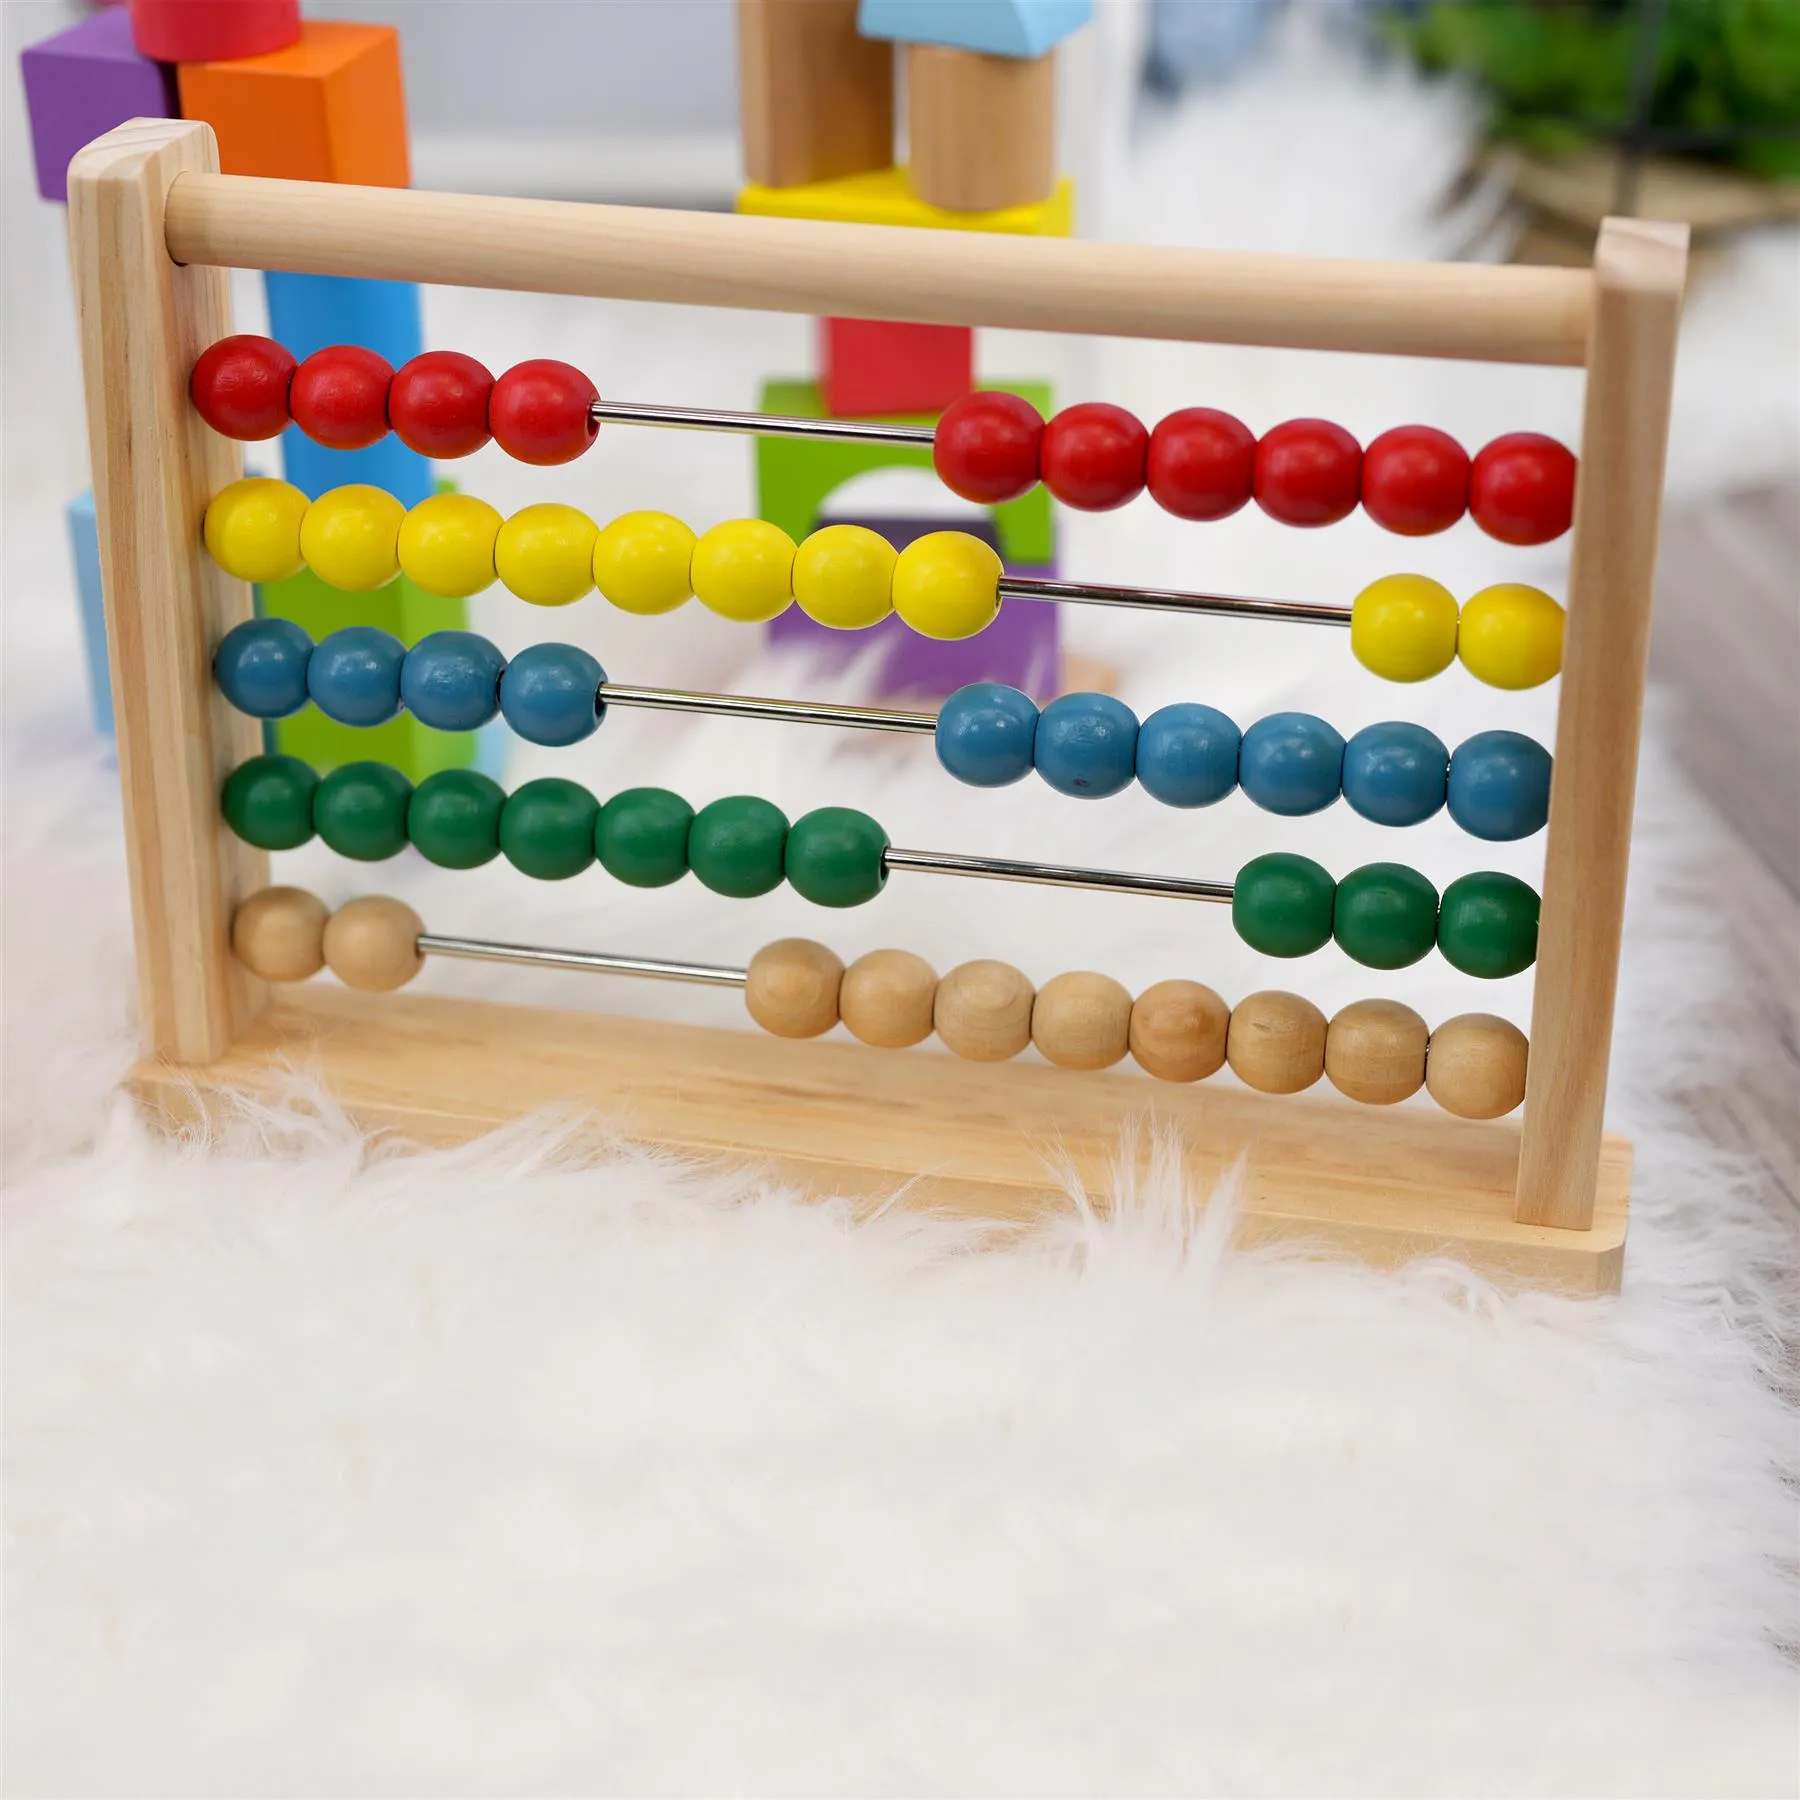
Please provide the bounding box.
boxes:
[933,391,1044,504]
[189,334,296,442]
[389,351,494,458]
[1253,418,1362,528]
[1041,402,1149,512]
[288,345,394,452]
[1146,407,1256,521]
[1360,424,1470,537]
[1470,432,1576,545]
[489,359,599,466]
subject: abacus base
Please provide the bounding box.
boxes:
[129,988,1631,1295]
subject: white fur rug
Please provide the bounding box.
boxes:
[5,16,1798,1795]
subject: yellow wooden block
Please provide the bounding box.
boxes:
[737,166,1073,237]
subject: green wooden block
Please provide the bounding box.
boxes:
[755,379,1055,566]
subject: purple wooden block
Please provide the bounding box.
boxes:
[768,516,1061,700]
[21,10,177,205]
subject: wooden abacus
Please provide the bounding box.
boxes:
[70,118,1685,1294]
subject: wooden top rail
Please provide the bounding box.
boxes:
[163,172,1593,366]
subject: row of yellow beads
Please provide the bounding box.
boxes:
[203,477,1567,682]
[203,477,1005,641]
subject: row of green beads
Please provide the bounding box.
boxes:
[220,755,892,908]
[1231,851,1539,979]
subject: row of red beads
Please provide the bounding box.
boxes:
[932,393,1575,545]
[191,335,1575,544]
[190,337,600,467]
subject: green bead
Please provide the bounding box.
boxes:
[785,806,890,908]
[313,760,412,861]
[409,769,504,869]
[221,754,317,850]
[1438,871,1540,978]
[597,787,694,888]
[1231,852,1336,958]
[1332,862,1439,970]
[688,795,789,898]
[499,777,600,881]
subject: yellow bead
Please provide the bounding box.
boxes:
[396,492,502,599]
[1458,583,1565,690]
[690,518,795,622]
[1350,573,1459,682]
[495,503,599,607]
[202,477,308,584]
[891,530,1002,641]
[592,510,695,616]
[793,524,897,630]
[299,484,405,592]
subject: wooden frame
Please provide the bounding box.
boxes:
[69,120,1686,1293]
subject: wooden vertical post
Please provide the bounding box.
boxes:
[1515,218,1687,1229]
[68,119,268,1065]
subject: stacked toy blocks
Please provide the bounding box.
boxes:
[735,0,1091,695]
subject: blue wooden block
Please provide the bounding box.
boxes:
[857,0,1091,57]
[67,490,112,735]
[264,270,434,506]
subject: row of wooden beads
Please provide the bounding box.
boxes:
[747,941,1528,1121]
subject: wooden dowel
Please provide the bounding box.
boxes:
[163,172,1594,366]
[1514,218,1687,1231]
[69,120,268,1062]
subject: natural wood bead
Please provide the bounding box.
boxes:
[745,938,843,1039]
[1226,990,1326,1095]
[322,895,424,993]
[230,885,327,983]
[1325,998,1429,1106]
[1031,970,1131,1071]
[1427,1013,1529,1119]
[840,948,937,1049]
[1129,979,1228,1083]
[934,959,1034,1062]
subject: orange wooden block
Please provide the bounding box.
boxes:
[176,20,408,186]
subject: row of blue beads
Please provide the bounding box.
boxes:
[933,685,1550,842]
[214,617,609,748]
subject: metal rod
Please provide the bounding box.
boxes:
[591,397,934,448]
[419,933,748,987]
[884,848,1235,905]
[1002,574,1352,627]
[600,682,937,734]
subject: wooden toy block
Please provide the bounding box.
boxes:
[755,378,1055,564]
[130,0,300,63]
[176,21,408,186]
[907,44,1057,212]
[22,9,176,204]
[70,121,1687,1293]
[820,317,973,416]
[737,165,1072,236]
[66,490,113,734]
[857,0,1092,57]
[739,0,893,189]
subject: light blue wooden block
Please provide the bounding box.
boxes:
[67,489,112,735]
[857,0,1091,57]
[264,270,434,507]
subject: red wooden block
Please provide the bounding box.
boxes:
[820,317,974,418]
[130,0,300,62]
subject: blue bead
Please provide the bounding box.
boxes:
[1238,711,1345,816]
[1342,721,1448,827]
[306,625,405,727]
[499,642,606,747]
[214,617,312,719]
[1135,703,1239,808]
[1447,730,1552,841]
[935,683,1040,788]
[1034,692,1140,799]
[401,630,505,732]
